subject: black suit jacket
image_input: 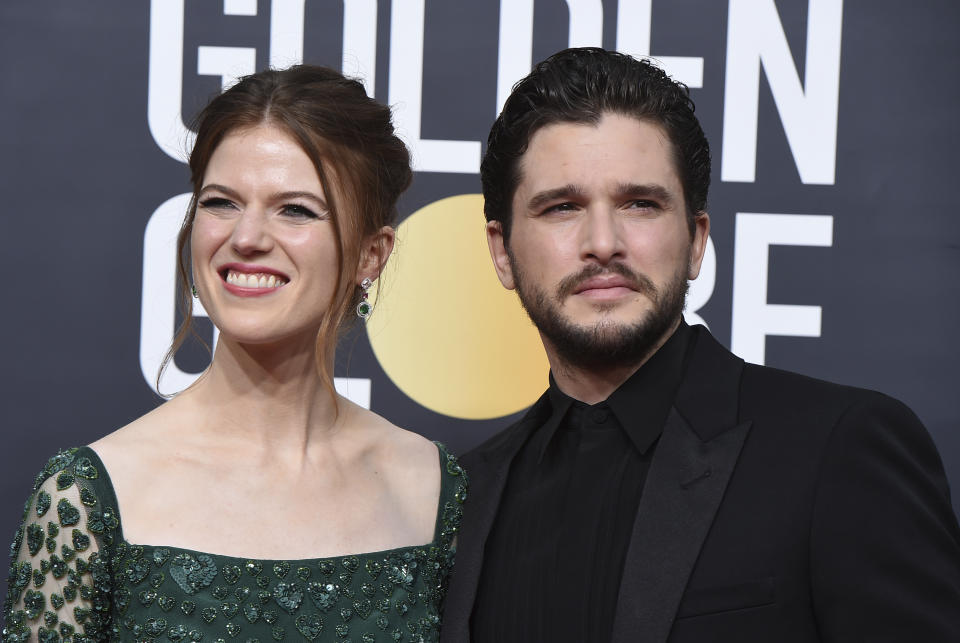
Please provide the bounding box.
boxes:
[441,326,960,642]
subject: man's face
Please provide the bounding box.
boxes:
[486,113,709,369]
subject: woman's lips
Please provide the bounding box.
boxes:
[219,264,289,296]
[225,270,287,289]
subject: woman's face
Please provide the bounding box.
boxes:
[190,124,342,346]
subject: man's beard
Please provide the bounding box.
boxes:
[508,252,689,371]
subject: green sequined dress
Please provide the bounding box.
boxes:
[3,444,466,643]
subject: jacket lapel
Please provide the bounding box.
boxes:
[611,327,752,643]
[440,396,550,643]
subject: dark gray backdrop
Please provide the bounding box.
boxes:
[1,0,958,585]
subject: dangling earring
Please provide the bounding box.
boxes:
[356,278,373,319]
[191,284,199,298]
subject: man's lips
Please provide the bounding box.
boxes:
[572,275,635,295]
[557,264,654,301]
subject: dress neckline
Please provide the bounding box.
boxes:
[78,442,454,563]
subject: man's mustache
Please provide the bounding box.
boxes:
[556,263,657,301]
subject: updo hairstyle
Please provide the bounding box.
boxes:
[161,64,412,397]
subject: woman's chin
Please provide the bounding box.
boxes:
[215,326,319,352]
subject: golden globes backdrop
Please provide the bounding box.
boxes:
[1,0,958,568]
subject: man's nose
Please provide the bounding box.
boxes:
[580,208,624,264]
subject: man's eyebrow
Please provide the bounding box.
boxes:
[526,184,586,211]
[615,182,676,205]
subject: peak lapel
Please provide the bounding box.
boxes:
[611,327,752,643]
[611,411,751,642]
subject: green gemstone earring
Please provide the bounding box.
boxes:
[356,278,372,320]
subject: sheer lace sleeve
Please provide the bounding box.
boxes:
[3,449,119,642]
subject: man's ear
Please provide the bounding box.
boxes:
[486,220,516,290]
[687,211,710,280]
[357,225,396,283]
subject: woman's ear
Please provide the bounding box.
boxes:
[357,225,396,282]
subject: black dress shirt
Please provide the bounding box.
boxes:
[471,323,693,642]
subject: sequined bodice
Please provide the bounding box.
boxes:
[3,445,466,643]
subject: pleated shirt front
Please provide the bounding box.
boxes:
[471,324,692,642]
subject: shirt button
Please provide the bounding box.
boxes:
[590,408,609,423]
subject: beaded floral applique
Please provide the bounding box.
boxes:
[3,445,466,643]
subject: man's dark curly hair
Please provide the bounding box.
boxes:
[480,47,711,241]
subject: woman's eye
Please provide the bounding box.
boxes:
[281,204,321,219]
[198,197,235,210]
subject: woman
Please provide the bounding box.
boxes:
[3,65,465,642]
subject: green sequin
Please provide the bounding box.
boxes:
[42,451,76,480]
[71,529,89,552]
[86,507,118,534]
[10,526,23,560]
[50,555,67,580]
[26,524,44,556]
[73,457,98,480]
[4,444,465,642]
[56,472,75,491]
[273,582,304,614]
[154,547,171,567]
[170,553,218,595]
[35,491,52,518]
[23,589,45,620]
[125,556,151,585]
[79,487,97,507]
[222,563,242,585]
[56,499,80,527]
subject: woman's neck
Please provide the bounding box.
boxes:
[180,334,343,454]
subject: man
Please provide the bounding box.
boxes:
[440,48,960,642]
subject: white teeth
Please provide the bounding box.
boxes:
[225,270,286,289]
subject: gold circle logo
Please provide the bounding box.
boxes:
[367,194,549,419]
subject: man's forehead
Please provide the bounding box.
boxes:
[513,115,682,200]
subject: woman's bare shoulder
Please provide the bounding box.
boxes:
[347,403,438,471]
[88,396,195,472]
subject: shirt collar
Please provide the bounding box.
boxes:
[537,321,693,463]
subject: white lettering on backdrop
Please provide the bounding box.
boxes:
[721,0,844,184]
[731,213,834,364]
[141,0,844,406]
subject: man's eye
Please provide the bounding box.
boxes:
[544,202,577,214]
[281,204,321,219]
[629,199,658,209]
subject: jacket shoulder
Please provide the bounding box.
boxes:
[742,361,892,409]
[740,363,919,432]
